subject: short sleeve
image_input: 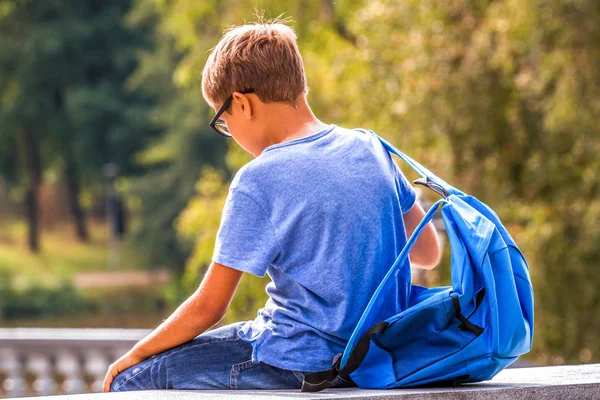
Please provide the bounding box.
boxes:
[394,163,417,213]
[212,189,280,277]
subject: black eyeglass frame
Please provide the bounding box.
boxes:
[209,88,256,138]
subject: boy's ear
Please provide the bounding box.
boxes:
[232,92,253,120]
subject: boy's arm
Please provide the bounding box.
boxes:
[102,261,243,392]
[403,202,441,270]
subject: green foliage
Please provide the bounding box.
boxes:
[0,260,168,323]
[0,0,157,251]
[123,2,232,268]
[84,286,168,315]
[0,265,86,321]
[176,167,229,284]
[0,0,152,174]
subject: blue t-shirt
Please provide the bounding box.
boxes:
[212,124,417,372]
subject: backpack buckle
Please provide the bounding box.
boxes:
[332,353,343,371]
[414,177,450,199]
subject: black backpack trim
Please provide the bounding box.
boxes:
[301,321,389,392]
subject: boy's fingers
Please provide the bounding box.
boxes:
[102,366,116,392]
[102,352,144,392]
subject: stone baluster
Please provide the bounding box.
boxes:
[0,328,150,395]
[56,351,85,394]
[84,350,110,393]
[27,353,56,396]
[0,349,26,398]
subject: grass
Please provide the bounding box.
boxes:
[0,218,147,284]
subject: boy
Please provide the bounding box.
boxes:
[104,18,440,392]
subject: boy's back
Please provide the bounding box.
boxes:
[213,124,417,372]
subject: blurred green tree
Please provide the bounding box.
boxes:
[122,1,231,271]
[0,0,154,249]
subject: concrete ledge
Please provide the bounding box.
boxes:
[24,364,600,400]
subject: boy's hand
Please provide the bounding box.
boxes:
[102,350,146,392]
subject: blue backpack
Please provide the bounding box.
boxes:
[301,130,534,392]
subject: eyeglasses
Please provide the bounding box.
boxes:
[209,88,255,138]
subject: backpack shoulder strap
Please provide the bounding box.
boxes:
[355,128,461,198]
[339,197,447,370]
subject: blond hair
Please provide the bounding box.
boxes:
[201,16,308,108]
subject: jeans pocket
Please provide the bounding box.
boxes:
[230,360,304,390]
[230,359,255,389]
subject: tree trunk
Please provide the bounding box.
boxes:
[64,156,89,242]
[54,87,89,242]
[21,129,42,253]
[24,188,39,252]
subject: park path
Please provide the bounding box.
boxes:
[73,269,171,288]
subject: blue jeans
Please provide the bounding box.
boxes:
[110,321,356,391]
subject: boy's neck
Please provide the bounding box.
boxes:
[260,96,330,150]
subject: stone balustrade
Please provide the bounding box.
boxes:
[0,328,150,398]
[2,328,599,400]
